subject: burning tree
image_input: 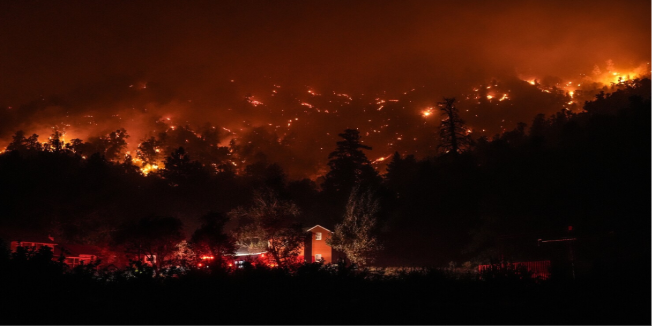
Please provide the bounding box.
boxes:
[438,98,472,154]
[327,187,382,267]
[43,130,64,152]
[230,189,304,269]
[101,128,129,161]
[137,136,163,165]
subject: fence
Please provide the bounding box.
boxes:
[478,260,551,280]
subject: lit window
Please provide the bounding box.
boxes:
[315,254,322,262]
[315,232,322,240]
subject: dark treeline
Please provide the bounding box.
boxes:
[0,78,649,269]
[0,244,649,325]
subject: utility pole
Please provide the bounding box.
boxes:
[538,226,576,280]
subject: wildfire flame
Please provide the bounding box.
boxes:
[140,164,159,176]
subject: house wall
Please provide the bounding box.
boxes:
[10,241,57,252]
[309,226,332,263]
[10,240,102,268]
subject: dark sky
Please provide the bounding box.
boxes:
[1,0,650,177]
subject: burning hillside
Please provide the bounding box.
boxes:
[1,60,649,179]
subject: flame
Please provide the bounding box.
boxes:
[590,62,649,85]
[372,154,393,164]
[247,96,264,106]
[140,164,159,176]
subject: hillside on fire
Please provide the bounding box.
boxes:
[0,80,649,324]
[0,1,650,325]
[1,77,649,268]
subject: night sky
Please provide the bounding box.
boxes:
[1,0,650,178]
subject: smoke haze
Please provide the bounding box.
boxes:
[1,0,649,178]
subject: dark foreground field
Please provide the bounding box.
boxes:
[2,263,650,325]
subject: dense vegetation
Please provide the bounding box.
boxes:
[1,79,648,268]
[0,244,649,325]
[0,78,649,324]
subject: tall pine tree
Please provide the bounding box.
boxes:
[438,98,472,155]
[322,129,380,195]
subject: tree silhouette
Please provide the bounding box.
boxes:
[322,129,380,194]
[102,128,129,161]
[25,133,42,151]
[190,212,237,268]
[65,138,85,154]
[137,136,163,165]
[162,147,204,184]
[7,130,28,152]
[384,151,418,196]
[120,154,141,175]
[437,98,472,155]
[112,216,185,275]
[9,244,65,276]
[245,161,287,192]
[44,130,64,152]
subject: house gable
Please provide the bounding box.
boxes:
[305,225,333,263]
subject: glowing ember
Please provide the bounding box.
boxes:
[422,107,434,117]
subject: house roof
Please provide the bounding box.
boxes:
[3,233,104,258]
[55,244,102,257]
[305,224,332,233]
[234,245,267,257]
[5,233,57,245]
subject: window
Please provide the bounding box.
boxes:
[315,254,322,262]
[315,232,322,240]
